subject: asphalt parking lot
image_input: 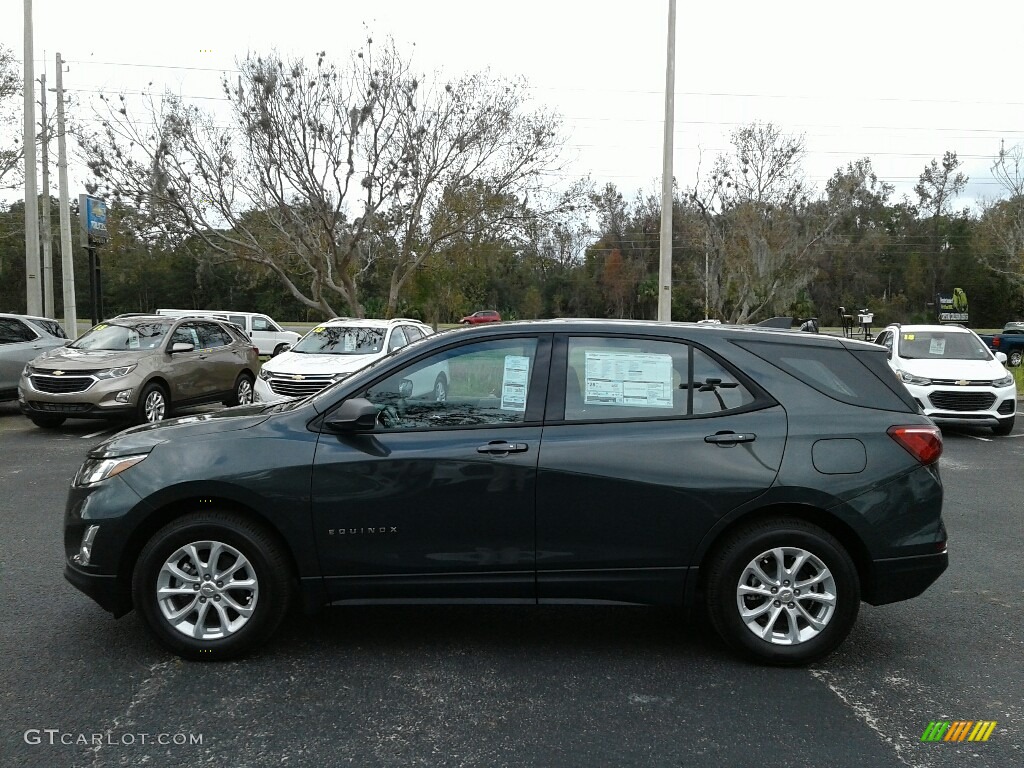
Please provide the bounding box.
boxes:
[1,401,1021,768]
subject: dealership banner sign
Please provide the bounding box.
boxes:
[936,288,968,323]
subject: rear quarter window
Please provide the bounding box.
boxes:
[735,340,916,413]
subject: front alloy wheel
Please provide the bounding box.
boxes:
[156,541,259,640]
[705,517,859,666]
[133,511,292,660]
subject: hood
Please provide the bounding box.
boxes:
[90,404,273,458]
[262,351,381,376]
[898,358,1006,381]
[31,346,150,371]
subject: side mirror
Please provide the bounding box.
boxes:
[170,342,194,353]
[324,397,378,432]
[995,351,1008,364]
[399,378,413,398]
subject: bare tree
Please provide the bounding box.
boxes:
[79,38,574,318]
[976,142,1024,284]
[689,122,846,323]
[0,46,22,192]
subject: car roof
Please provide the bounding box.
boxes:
[886,324,974,334]
[0,312,57,322]
[318,317,428,328]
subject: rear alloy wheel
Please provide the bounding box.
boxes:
[137,383,169,424]
[225,372,255,407]
[132,511,292,660]
[1008,350,1022,368]
[705,518,859,666]
[993,414,1015,436]
[433,374,448,402]
[29,413,66,429]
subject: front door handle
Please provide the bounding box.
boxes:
[477,441,529,455]
[704,431,756,445]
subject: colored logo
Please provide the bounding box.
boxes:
[921,721,997,742]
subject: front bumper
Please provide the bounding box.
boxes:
[64,560,133,617]
[19,373,140,419]
[862,550,949,605]
[903,383,1017,427]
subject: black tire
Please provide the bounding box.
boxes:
[1008,350,1022,368]
[704,517,859,666]
[272,344,288,357]
[29,413,66,429]
[131,510,292,661]
[136,382,169,424]
[433,373,448,402]
[224,372,255,407]
[993,414,1015,436]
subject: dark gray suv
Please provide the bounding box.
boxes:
[64,320,946,665]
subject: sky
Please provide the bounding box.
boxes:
[4,0,1024,211]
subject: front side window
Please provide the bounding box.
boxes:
[73,321,171,350]
[169,322,202,349]
[292,325,385,355]
[388,327,408,352]
[252,316,279,332]
[564,337,755,421]
[0,318,38,344]
[358,338,539,430]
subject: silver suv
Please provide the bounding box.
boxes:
[0,313,70,401]
[18,315,259,428]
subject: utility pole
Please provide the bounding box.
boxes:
[54,53,77,337]
[40,70,54,318]
[23,0,41,315]
[657,0,677,322]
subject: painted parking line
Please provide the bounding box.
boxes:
[965,434,993,442]
[80,427,117,439]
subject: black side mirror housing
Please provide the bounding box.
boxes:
[324,397,378,432]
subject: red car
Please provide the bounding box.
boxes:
[459,310,502,324]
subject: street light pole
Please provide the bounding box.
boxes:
[657,0,677,322]
[54,53,78,337]
[23,0,41,315]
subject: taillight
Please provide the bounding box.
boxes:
[992,337,1001,347]
[888,425,942,465]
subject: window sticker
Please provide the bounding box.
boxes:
[929,338,946,355]
[583,351,673,408]
[313,326,325,333]
[500,355,530,411]
[902,333,915,340]
[94,323,108,331]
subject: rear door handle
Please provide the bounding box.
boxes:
[477,441,529,455]
[704,431,756,445]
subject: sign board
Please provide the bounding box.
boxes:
[936,288,968,324]
[79,194,108,246]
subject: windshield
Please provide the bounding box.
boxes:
[70,321,171,351]
[291,326,386,355]
[897,331,992,361]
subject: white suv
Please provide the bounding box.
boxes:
[254,318,439,403]
[874,324,1017,435]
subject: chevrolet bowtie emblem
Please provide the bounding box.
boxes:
[291,374,305,380]
[53,370,65,376]
[956,380,969,386]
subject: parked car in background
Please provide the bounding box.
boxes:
[874,323,1017,435]
[19,315,259,428]
[254,317,437,403]
[0,313,70,401]
[155,309,300,356]
[977,322,1024,367]
[65,320,946,665]
[459,310,502,324]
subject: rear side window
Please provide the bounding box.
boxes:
[736,340,915,412]
[197,322,233,348]
[27,318,67,338]
[0,318,38,344]
[564,336,757,421]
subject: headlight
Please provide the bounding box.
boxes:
[94,365,137,380]
[993,374,1014,388]
[75,454,148,486]
[896,369,932,386]
[258,368,274,381]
